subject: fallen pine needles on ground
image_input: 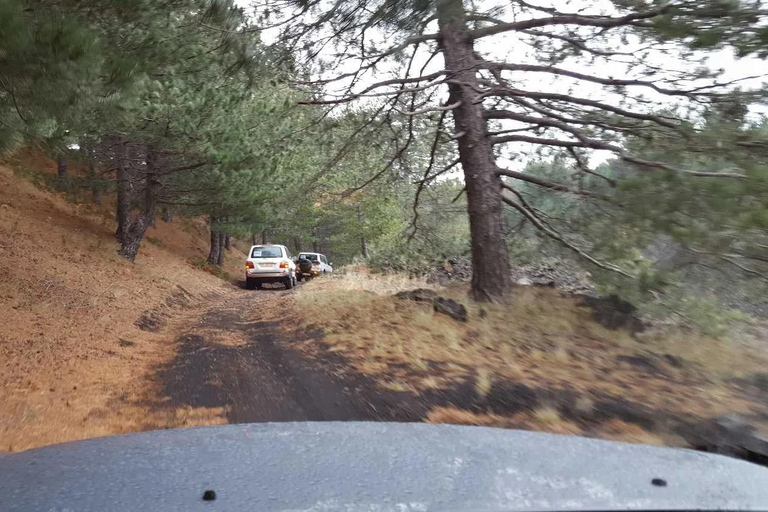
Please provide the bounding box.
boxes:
[297,269,768,446]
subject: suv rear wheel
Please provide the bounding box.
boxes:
[284,276,294,290]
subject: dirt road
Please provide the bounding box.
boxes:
[151,286,657,430]
[152,284,768,466]
[155,286,414,424]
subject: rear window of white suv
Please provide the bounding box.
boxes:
[251,246,282,258]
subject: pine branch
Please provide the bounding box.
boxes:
[294,70,444,92]
[480,86,681,129]
[298,79,445,105]
[467,7,670,40]
[520,29,640,57]
[502,97,655,137]
[479,62,764,98]
[488,111,748,179]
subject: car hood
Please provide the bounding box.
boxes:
[1,422,767,511]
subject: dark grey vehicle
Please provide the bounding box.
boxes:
[1,422,767,511]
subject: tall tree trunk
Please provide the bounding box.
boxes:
[208,216,221,265]
[57,156,68,179]
[118,146,157,261]
[436,0,511,302]
[357,204,369,259]
[221,217,230,251]
[252,232,258,246]
[293,236,302,253]
[261,229,268,244]
[216,233,226,265]
[161,206,173,223]
[88,151,101,205]
[312,226,320,253]
[115,142,131,244]
[207,229,221,265]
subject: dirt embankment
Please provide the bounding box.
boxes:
[0,153,246,451]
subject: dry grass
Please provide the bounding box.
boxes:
[426,407,516,428]
[298,271,768,444]
[307,267,434,295]
[426,406,581,435]
[0,153,245,452]
[531,405,562,425]
[380,380,412,392]
[596,419,671,446]
[427,407,670,444]
[474,368,493,398]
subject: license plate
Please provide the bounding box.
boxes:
[259,262,275,267]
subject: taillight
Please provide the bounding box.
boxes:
[245,261,255,269]
[279,261,289,269]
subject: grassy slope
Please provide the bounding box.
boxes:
[0,152,245,451]
[297,270,768,446]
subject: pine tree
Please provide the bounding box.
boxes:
[263,0,768,301]
[0,0,103,152]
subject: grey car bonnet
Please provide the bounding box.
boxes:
[1,422,767,511]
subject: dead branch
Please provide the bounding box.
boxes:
[689,248,768,281]
[398,101,462,116]
[496,167,615,202]
[451,186,466,203]
[567,147,616,187]
[407,109,454,242]
[501,181,537,217]
[501,193,634,278]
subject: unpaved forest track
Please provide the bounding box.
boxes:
[156,284,762,452]
[155,287,387,423]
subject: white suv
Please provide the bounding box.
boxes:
[245,245,297,290]
[297,252,333,276]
